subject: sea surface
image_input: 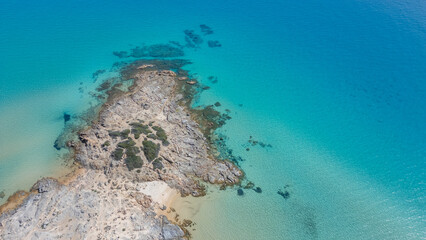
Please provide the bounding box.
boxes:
[0,0,425,239]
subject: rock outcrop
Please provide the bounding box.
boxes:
[0,63,242,239]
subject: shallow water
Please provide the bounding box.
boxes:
[1,0,425,239]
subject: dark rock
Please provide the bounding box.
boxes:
[53,139,61,150]
[277,190,290,199]
[63,112,71,123]
[237,188,244,196]
[253,187,262,193]
[244,182,255,189]
[162,222,184,240]
[31,178,60,193]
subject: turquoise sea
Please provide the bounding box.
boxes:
[0,0,425,239]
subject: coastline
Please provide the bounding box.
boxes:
[0,59,243,239]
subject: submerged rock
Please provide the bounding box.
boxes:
[207,76,218,84]
[237,188,244,196]
[63,112,71,123]
[92,69,106,81]
[244,181,255,189]
[277,190,290,199]
[184,29,203,48]
[112,50,129,58]
[53,139,61,150]
[208,40,222,48]
[147,44,184,58]
[114,43,184,59]
[200,24,214,35]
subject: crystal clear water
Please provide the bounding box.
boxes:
[0,0,425,239]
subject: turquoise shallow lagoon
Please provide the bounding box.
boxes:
[1,0,425,239]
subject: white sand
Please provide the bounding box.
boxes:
[138,181,179,207]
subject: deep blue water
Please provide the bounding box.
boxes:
[0,0,425,239]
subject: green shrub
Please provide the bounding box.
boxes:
[152,126,168,145]
[102,141,110,147]
[152,158,164,170]
[147,133,157,140]
[112,148,124,160]
[130,122,151,139]
[108,131,121,138]
[120,129,130,139]
[142,140,160,162]
[125,155,143,171]
[126,146,140,155]
[117,139,136,149]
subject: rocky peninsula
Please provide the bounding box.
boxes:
[0,60,243,239]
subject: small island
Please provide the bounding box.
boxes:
[0,60,242,239]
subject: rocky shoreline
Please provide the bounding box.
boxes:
[0,60,243,239]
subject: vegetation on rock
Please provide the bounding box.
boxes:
[112,148,124,160]
[152,126,169,145]
[130,122,151,139]
[125,155,143,171]
[152,158,164,170]
[117,139,136,149]
[142,140,160,162]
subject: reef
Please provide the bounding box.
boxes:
[0,59,243,239]
[207,40,222,48]
[244,136,273,149]
[214,134,245,164]
[237,188,244,196]
[63,112,71,123]
[200,24,214,35]
[277,185,291,200]
[208,75,218,84]
[113,43,184,59]
[184,30,203,48]
[92,69,106,82]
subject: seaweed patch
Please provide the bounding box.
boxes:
[92,69,106,82]
[200,24,214,35]
[244,136,272,149]
[113,43,184,59]
[214,134,245,164]
[63,112,71,123]
[303,211,318,238]
[0,190,5,199]
[113,51,129,58]
[184,29,203,48]
[277,184,291,199]
[147,44,184,58]
[208,40,222,48]
[237,188,244,196]
[207,76,218,84]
